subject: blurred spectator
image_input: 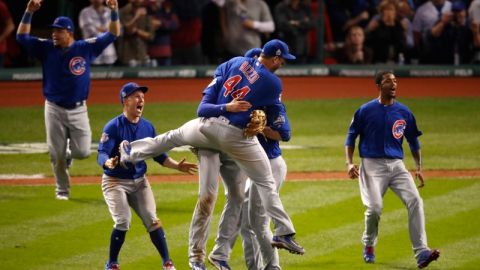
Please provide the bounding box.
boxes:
[118,0,155,66]
[274,0,314,64]
[428,0,473,64]
[0,0,14,68]
[365,0,407,64]
[412,0,452,64]
[471,0,480,62]
[146,0,178,66]
[171,0,207,65]
[220,0,275,58]
[79,0,118,66]
[201,0,224,64]
[325,0,372,44]
[334,25,373,64]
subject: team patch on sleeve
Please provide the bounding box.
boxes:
[273,115,285,127]
[100,132,109,143]
[392,119,406,139]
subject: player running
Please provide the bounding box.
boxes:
[16,0,120,200]
[345,71,440,269]
[98,82,197,270]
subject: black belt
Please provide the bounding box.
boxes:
[53,100,85,110]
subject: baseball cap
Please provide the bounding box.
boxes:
[244,48,262,58]
[451,0,465,12]
[120,82,148,103]
[49,16,75,32]
[261,39,296,60]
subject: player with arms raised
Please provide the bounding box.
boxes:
[16,0,120,200]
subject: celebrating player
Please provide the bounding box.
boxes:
[16,0,120,200]
[118,39,305,261]
[98,82,197,270]
[345,71,440,269]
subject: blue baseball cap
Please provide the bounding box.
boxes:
[49,16,74,32]
[261,39,296,60]
[244,48,262,58]
[120,82,148,103]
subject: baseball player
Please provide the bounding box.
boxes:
[118,39,305,261]
[16,0,120,200]
[345,71,440,269]
[208,102,291,270]
[98,82,197,270]
[187,48,261,270]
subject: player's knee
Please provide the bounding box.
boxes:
[406,196,423,210]
[366,204,383,217]
[72,148,91,159]
[114,220,131,231]
[146,218,162,232]
[198,194,217,212]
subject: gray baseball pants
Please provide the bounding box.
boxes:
[102,175,160,232]
[188,149,246,263]
[45,101,91,196]
[210,156,286,269]
[359,158,429,257]
[126,117,296,236]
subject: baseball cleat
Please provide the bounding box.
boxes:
[363,246,375,263]
[118,140,132,168]
[417,249,440,269]
[189,261,206,270]
[271,235,305,255]
[105,261,120,270]
[55,193,69,201]
[162,260,176,270]
[208,254,231,270]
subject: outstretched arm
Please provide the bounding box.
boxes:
[17,0,42,35]
[162,157,198,175]
[106,0,121,37]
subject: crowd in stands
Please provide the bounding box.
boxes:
[1,0,480,68]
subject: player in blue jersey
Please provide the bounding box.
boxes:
[118,39,305,260]
[16,0,120,200]
[98,82,197,270]
[345,71,440,269]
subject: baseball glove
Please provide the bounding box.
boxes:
[244,110,267,138]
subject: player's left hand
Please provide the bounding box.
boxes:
[106,0,118,10]
[415,170,425,188]
[177,158,198,175]
[105,156,119,169]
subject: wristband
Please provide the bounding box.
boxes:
[111,10,119,21]
[21,12,33,24]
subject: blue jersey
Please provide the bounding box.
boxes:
[16,32,116,106]
[258,103,291,159]
[345,99,422,159]
[97,114,168,179]
[200,56,283,128]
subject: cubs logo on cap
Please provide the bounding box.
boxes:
[120,82,149,103]
[261,39,296,60]
[49,16,74,32]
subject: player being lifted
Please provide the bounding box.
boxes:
[345,71,440,269]
[118,40,305,265]
[16,0,120,200]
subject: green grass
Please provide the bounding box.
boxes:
[1,98,480,175]
[0,178,478,269]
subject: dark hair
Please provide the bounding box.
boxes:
[374,70,394,85]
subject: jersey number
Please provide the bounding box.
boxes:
[223,75,251,99]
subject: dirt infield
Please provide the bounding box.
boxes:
[0,77,479,107]
[1,170,479,186]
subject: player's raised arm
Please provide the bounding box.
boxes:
[17,0,42,35]
[106,0,121,37]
